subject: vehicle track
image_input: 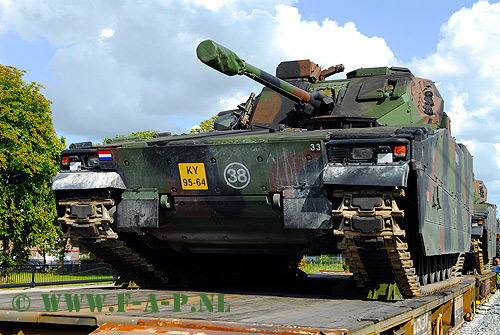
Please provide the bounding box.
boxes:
[334,189,463,297]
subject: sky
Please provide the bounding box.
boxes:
[1,0,500,206]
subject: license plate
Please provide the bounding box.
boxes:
[377,153,393,163]
[178,163,208,190]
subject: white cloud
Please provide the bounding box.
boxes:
[273,5,395,71]
[184,0,236,11]
[219,95,249,110]
[461,140,476,153]
[100,28,115,39]
[0,0,394,144]
[410,1,500,205]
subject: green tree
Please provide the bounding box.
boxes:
[190,115,217,134]
[0,65,64,266]
[102,129,158,144]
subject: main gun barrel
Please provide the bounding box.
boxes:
[197,40,333,113]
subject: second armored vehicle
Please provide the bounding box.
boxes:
[464,180,497,274]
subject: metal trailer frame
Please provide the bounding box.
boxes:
[0,273,496,335]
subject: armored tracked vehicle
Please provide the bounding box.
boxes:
[464,180,497,274]
[54,40,482,297]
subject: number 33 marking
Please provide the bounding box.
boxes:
[310,143,321,151]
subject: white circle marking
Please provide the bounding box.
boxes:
[224,162,251,189]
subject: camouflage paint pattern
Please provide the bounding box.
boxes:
[414,130,473,255]
[52,40,490,289]
[472,178,497,262]
[473,179,487,203]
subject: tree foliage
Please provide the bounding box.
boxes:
[0,65,65,266]
[99,117,216,144]
[190,115,217,134]
[102,129,158,144]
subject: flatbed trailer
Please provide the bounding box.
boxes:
[0,272,496,335]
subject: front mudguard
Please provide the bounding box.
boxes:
[322,164,409,187]
[52,171,126,190]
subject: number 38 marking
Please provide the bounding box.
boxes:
[224,162,251,189]
[310,143,321,152]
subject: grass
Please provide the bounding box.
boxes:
[1,266,116,286]
[299,256,347,274]
[3,272,114,284]
[301,262,345,274]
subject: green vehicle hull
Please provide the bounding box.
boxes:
[52,40,494,297]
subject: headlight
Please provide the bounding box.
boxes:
[351,147,373,160]
[88,156,100,167]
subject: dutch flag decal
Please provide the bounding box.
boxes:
[98,151,112,161]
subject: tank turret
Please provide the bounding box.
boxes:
[198,40,449,131]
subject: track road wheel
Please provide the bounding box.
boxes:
[422,261,429,285]
[424,257,433,284]
[430,257,437,284]
[435,257,441,282]
[439,256,446,281]
[419,255,428,285]
[443,256,449,279]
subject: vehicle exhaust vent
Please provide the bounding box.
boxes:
[327,146,348,163]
